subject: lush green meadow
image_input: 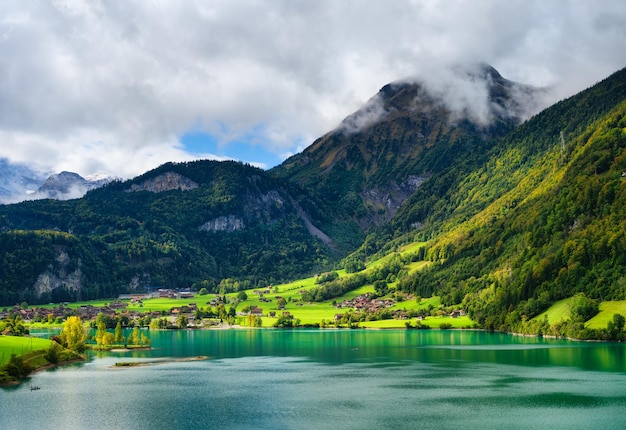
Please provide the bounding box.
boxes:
[0,336,53,365]
[24,244,471,330]
[35,300,113,310]
[535,298,575,325]
[360,316,473,329]
[586,301,626,329]
[534,297,626,331]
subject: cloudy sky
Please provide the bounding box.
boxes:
[1,0,626,179]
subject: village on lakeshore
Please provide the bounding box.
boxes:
[1,284,471,331]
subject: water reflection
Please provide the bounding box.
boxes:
[2,329,625,430]
[91,328,625,373]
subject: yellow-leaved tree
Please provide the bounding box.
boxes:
[60,316,86,353]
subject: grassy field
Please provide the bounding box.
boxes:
[0,336,53,365]
[534,297,575,325]
[389,296,441,312]
[35,300,113,310]
[127,298,196,313]
[532,297,626,331]
[360,315,473,329]
[586,301,626,329]
[405,260,430,273]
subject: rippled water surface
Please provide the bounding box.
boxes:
[2,329,625,429]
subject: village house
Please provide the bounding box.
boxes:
[336,293,395,313]
[249,306,263,315]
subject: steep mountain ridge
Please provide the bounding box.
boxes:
[274,64,543,228]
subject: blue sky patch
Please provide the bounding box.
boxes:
[180,129,285,169]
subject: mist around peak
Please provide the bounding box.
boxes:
[337,62,548,136]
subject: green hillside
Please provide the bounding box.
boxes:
[0,161,341,305]
[388,67,626,337]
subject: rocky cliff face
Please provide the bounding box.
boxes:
[360,175,429,226]
[127,172,199,193]
[32,246,83,300]
[199,215,245,232]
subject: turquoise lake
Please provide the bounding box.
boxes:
[2,329,626,429]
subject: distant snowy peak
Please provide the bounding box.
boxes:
[0,158,114,204]
[33,171,112,201]
[0,159,46,204]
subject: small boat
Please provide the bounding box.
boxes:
[30,385,40,391]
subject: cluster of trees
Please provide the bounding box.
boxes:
[1,353,32,381]
[56,316,86,353]
[273,314,300,328]
[510,311,625,341]
[0,314,28,336]
[302,253,413,302]
[93,319,150,349]
[302,273,368,302]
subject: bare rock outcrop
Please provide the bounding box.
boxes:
[127,172,198,193]
[32,246,83,298]
[199,215,245,232]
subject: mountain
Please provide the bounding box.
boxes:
[273,63,544,228]
[387,66,626,335]
[1,60,626,336]
[29,171,112,201]
[0,160,111,204]
[0,159,46,204]
[0,160,336,304]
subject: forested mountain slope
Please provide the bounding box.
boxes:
[388,67,626,333]
[0,161,336,305]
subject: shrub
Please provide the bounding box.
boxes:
[44,343,61,364]
[3,354,32,378]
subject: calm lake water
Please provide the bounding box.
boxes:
[2,329,626,429]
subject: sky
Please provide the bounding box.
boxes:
[1,0,626,180]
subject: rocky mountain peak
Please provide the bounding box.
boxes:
[34,171,111,200]
[126,171,199,193]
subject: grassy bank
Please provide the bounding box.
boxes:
[0,336,54,365]
[0,336,83,385]
[535,298,626,330]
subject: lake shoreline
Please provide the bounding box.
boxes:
[0,355,85,387]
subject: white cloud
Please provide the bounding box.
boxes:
[0,0,625,178]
